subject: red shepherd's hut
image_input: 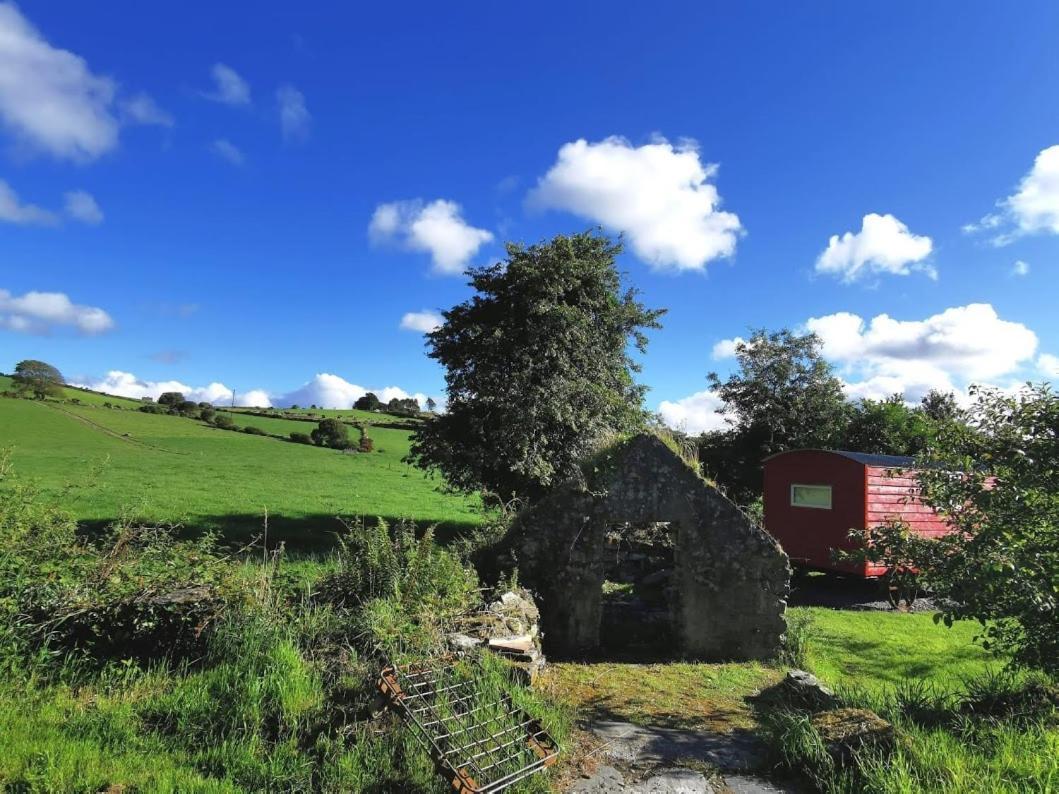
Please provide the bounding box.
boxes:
[762,449,950,576]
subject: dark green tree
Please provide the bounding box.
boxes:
[354,392,382,411]
[700,329,849,501]
[845,394,931,456]
[919,389,963,424]
[158,391,184,407]
[12,359,64,400]
[425,397,437,413]
[408,230,664,500]
[311,418,350,449]
[386,397,420,416]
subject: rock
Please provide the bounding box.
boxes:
[634,768,714,793]
[758,670,840,712]
[567,765,626,793]
[446,632,482,652]
[488,634,534,653]
[811,707,895,763]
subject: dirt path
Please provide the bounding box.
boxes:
[41,403,189,455]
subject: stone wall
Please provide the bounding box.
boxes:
[507,434,790,660]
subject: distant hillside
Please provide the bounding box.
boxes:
[0,393,479,547]
[0,374,143,409]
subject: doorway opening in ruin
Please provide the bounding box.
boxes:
[598,521,678,660]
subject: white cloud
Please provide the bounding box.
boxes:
[815,213,934,283]
[276,83,309,141]
[711,336,745,360]
[277,373,431,409]
[1038,353,1059,379]
[0,3,119,161]
[527,136,742,271]
[0,179,56,225]
[1012,259,1030,277]
[657,389,727,435]
[64,189,103,224]
[74,371,253,406]
[806,303,1038,401]
[966,145,1059,245]
[1006,144,1059,236]
[120,92,173,127]
[210,138,244,166]
[400,310,442,333]
[0,288,114,334]
[369,199,493,274]
[203,63,250,106]
[237,388,272,408]
[74,369,439,412]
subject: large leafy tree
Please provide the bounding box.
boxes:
[11,359,64,400]
[845,393,932,456]
[912,384,1059,674]
[700,329,849,501]
[408,231,664,500]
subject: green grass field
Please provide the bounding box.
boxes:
[0,395,481,547]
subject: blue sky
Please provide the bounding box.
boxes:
[2,1,1058,430]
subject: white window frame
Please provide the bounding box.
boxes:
[790,483,832,510]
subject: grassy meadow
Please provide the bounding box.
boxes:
[0,391,481,548]
[0,383,1054,792]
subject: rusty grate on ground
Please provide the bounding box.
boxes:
[378,655,559,793]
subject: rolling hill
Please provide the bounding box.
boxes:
[0,386,481,547]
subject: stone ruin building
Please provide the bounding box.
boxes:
[506,434,790,660]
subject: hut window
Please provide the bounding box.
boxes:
[791,484,832,509]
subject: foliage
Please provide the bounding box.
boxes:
[311,417,350,449]
[779,609,815,668]
[410,230,665,500]
[353,391,381,411]
[912,384,1059,674]
[241,425,267,436]
[756,670,1058,793]
[158,391,184,407]
[288,431,312,444]
[12,359,64,400]
[211,412,236,429]
[700,329,849,501]
[385,396,420,417]
[836,519,940,609]
[425,397,437,413]
[316,517,478,648]
[845,394,930,457]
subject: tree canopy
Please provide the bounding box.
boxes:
[12,359,64,400]
[408,230,664,500]
[699,329,849,501]
[353,392,381,411]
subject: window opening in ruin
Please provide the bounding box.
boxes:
[599,521,677,659]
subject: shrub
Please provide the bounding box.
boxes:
[358,426,374,453]
[242,425,267,436]
[311,418,349,449]
[158,391,184,407]
[199,406,216,423]
[289,432,312,445]
[316,518,478,650]
[139,403,168,414]
[175,400,200,418]
[212,413,236,430]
